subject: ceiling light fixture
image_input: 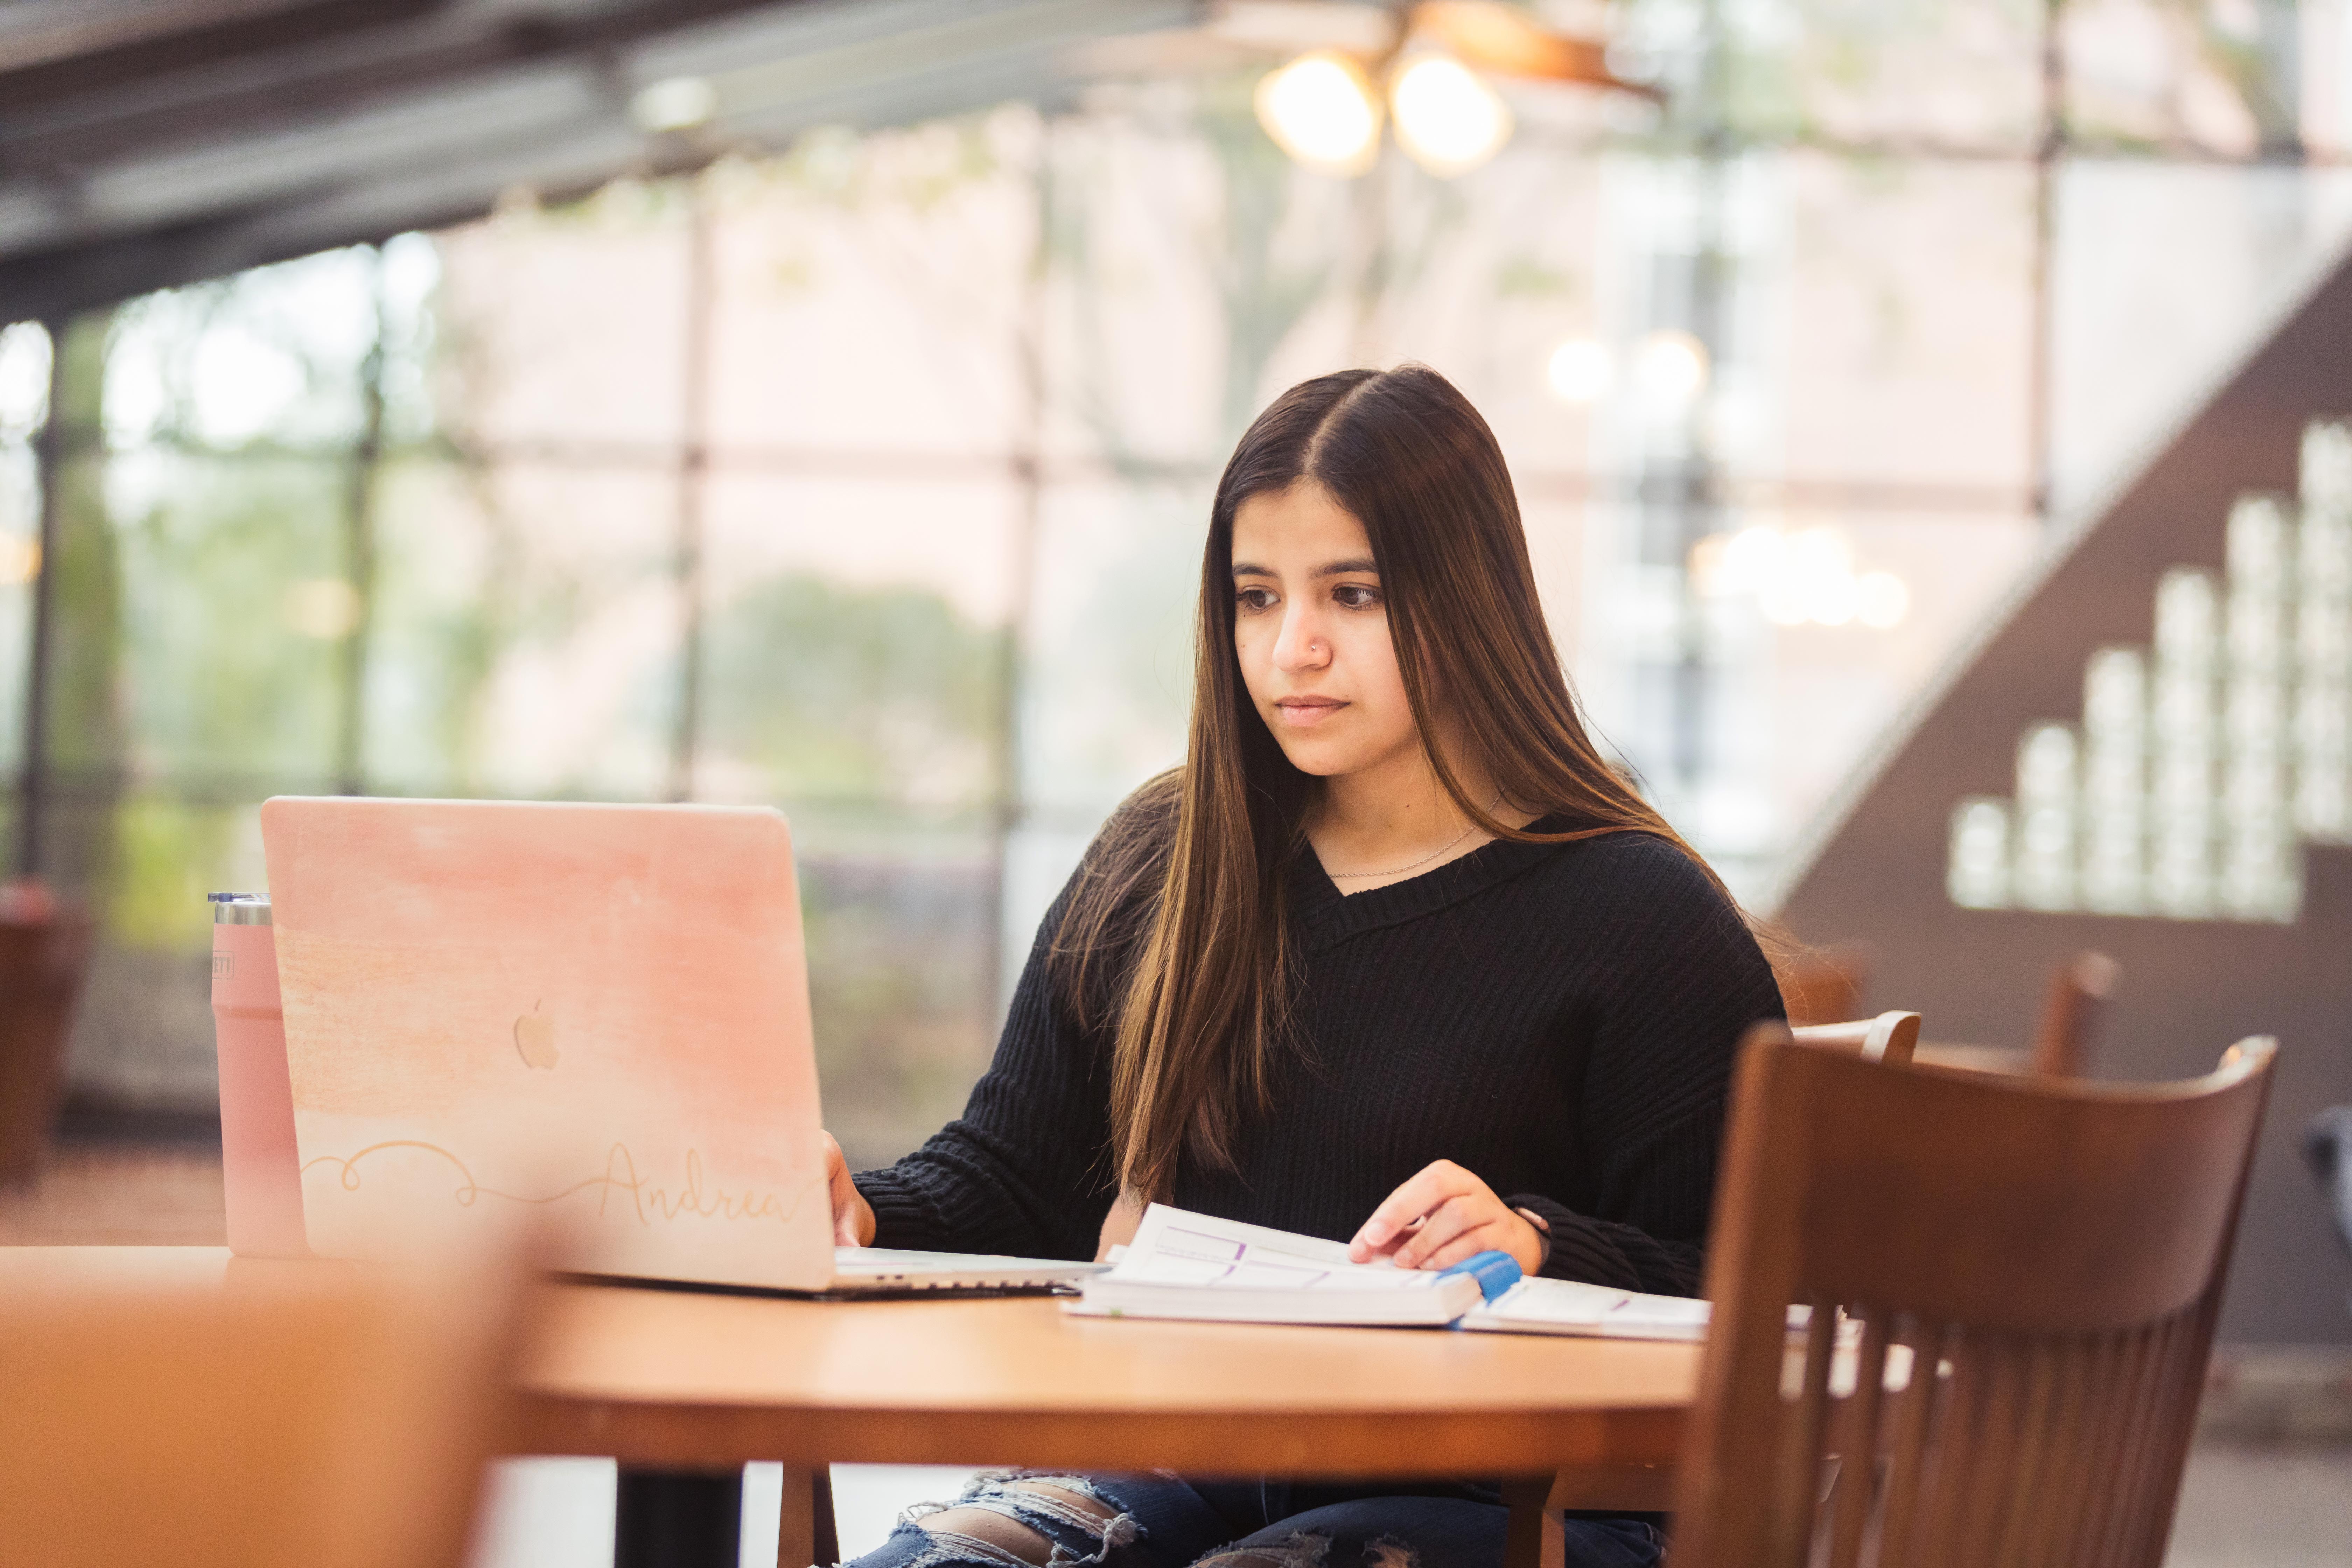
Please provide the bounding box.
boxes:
[1246,1,1658,180]
[1254,51,1382,174]
[1389,54,1512,175]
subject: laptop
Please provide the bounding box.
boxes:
[258,796,1099,1296]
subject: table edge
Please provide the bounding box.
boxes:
[511,1396,1687,1475]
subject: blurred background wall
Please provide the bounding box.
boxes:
[2,0,2350,1180]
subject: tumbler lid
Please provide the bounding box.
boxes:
[209,892,272,926]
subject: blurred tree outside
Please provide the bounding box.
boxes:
[703,573,1001,810]
[703,571,1005,1168]
[43,315,124,898]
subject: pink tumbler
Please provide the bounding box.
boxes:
[209,892,308,1256]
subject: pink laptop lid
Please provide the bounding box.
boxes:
[259,797,833,1290]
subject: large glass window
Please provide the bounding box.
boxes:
[12,6,2352,1155]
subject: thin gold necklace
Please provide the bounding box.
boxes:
[1326,794,1506,880]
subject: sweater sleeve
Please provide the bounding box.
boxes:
[1504,836,1784,1298]
[850,876,1121,1262]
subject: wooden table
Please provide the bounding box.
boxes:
[1,1248,1702,1567]
[516,1279,1698,1475]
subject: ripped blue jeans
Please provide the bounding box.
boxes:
[848,1470,1661,1568]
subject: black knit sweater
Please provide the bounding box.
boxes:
[854,817,1784,1297]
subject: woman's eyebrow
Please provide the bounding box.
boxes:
[1230,558,1380,579]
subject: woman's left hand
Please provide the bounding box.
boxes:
[1348,1159,1546,1275]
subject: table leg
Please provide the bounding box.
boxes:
[1499,1476,1549,1568]
[615,1465,742,1568]
[777,1465,840,1568]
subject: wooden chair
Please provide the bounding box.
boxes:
[1494,1009,1923,1542]
[0,1256,527,1568]
[2029,950,2121,1078]
[1789,1011,1921,1066]
[1670,1024,2275,1568]
[1912,950,2120,1079]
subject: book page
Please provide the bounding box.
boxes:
[1113,1203,1442,1292]
[1473,1276,1636,1325]
[1471,1276,1713,1331]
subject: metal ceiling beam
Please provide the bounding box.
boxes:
[0,0,453,108]
[0,0,1199,324]
[0,0,807,183]
[0,205,290,326]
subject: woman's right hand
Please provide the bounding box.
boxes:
[824,1131,876,1247]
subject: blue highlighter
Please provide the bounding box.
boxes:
[1439,1248,1524,1303]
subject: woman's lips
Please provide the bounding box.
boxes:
[1274,698,1346,728]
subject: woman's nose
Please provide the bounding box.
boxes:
[1273,606,1328,672]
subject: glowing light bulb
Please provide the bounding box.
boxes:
[1808,573,1861,627]
[1789,527,1855,626]
[1389,55,1512,176]
[1856,570,1910,629]
[1721,525,1787,592]
[1633,329,1709,403]
[1545,338,1610,403]
[631,76,716,133]
[1255,53,1381,175]
[1760,575,1811,627]
[0,322,52,434]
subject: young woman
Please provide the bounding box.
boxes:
[820,365,1783,1568]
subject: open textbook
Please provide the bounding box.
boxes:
[1069,1204,1484,1325]
[1068,1204,1719,1339]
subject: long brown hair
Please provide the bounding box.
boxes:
[1058,364,1739,1203]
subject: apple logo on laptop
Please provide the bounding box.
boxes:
[513,1002,559,1070]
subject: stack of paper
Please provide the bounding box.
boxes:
[1068,1205,1483,1326]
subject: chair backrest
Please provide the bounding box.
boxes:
[1788,1011,1921,1066]
[2029,950,2121,1078]
[1672,1025,2276,1568]
[0,1256,525,1568]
